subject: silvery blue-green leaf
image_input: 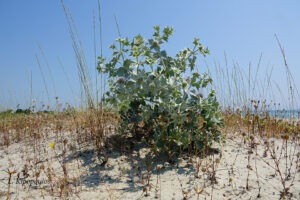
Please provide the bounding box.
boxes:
[158,97,163,104]
[134,34,144,45]
[149,82,155,91]
[190,92,199,99]
[148,73,156,80]
[193,38,200,46]
[182,79,188,88]
[167,77,175,85]
[137,76,144,84]
[109,44,116,49]
[127,79,136,85]
[123,59,133,68]
[131,65,138,75]
[160,50,167,57]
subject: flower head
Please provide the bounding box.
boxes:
[49,142,55,149]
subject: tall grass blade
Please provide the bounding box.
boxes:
[275,34,300,115]
[38,44,57,97]
[61,0,94,109]
[35,54,50,103]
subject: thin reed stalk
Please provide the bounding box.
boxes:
[61,0,95,109]
[35,54,50,102]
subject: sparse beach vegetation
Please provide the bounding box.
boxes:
[0,2,299,200]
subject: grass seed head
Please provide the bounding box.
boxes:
[281,134,289,140]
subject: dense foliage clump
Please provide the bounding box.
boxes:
[98,26,224,154]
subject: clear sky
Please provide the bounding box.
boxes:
[1,0,299,111]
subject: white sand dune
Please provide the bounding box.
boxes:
[0,129,299,200]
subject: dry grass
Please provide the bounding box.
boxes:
[0,107,299,199]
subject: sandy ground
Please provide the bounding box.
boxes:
[0,128,299,200]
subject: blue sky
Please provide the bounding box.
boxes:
[0,0,299,110]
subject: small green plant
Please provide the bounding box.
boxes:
[98,26,224,154]
[15,108,31,114]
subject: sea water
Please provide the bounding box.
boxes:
[268,110,300,120]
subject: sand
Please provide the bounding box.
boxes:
[0,128,299,200]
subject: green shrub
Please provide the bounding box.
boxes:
[15,108,31,114]
[98,26,224,154]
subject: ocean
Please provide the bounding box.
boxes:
[268,110,300,120]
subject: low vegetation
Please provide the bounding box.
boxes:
[98,26,224,157]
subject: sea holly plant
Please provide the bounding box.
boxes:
[98,26,224,154]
